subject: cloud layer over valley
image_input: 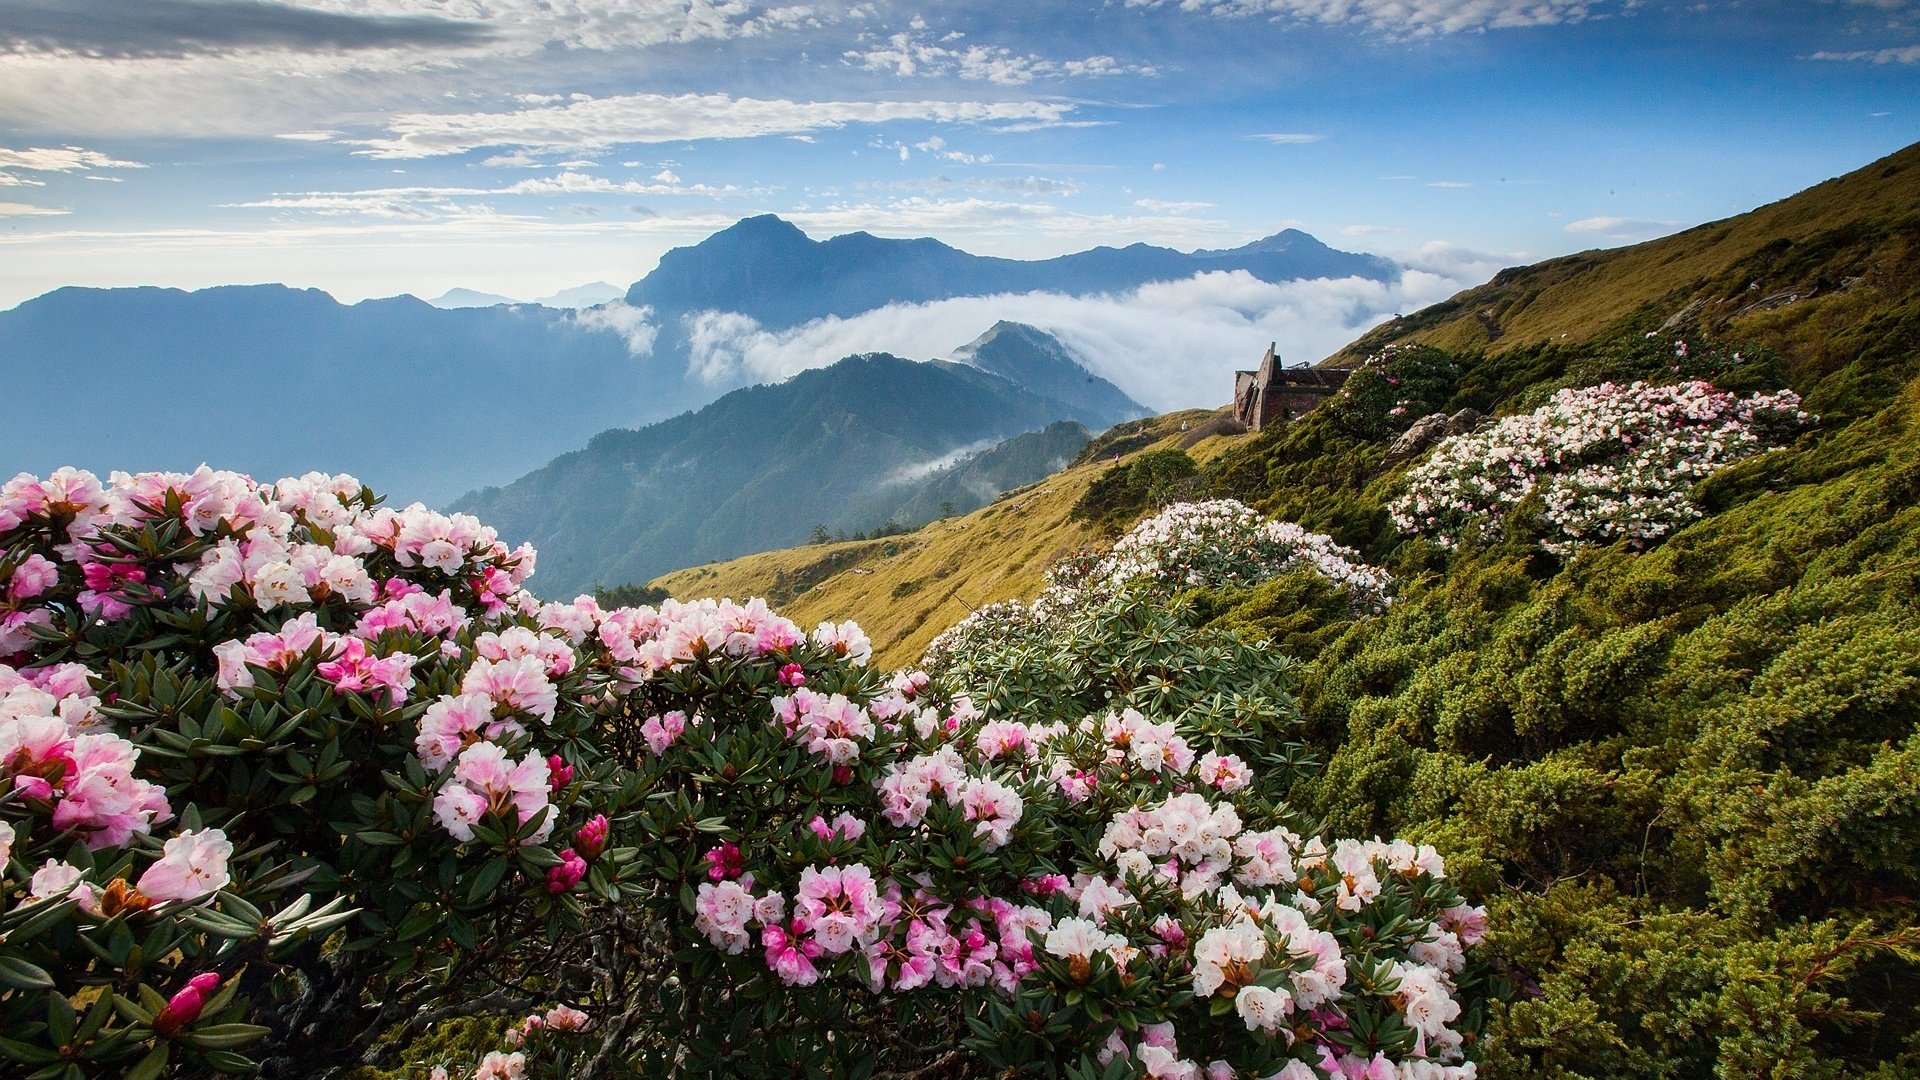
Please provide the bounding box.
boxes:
[657,250,1508,409]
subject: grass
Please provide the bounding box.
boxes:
[649,409,1229,667]
[1328,143,1920,367]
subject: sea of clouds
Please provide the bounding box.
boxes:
[582,243,1512,410]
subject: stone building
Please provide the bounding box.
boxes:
[1233,343,1352,432]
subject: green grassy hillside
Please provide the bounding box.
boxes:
[1327,143,1920,386]
[647,140,1920,1074]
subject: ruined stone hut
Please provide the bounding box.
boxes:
[1233,343,1352,432]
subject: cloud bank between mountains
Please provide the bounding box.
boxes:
[588,246,1508,411]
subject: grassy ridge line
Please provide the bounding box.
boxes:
[1328,141,1920,364]
[650,409,1229,667]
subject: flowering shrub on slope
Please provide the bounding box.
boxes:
[0,467,1480,1079]
[1388,381,1810,554]
[927,499,1391,673]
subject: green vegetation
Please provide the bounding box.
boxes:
[664,141,1920,1074]
[592,580,669,607]
[1069,447,1201,529]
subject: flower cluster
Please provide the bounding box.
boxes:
[1390,380,1812,553]
[0,463,1493,1079]
[926,499,1391,668]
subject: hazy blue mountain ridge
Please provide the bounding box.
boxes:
[453,331,1142,596]
[2,217,1389,506]
[0,285,700,505]
[627,215,1397,330]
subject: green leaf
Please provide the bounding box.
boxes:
[465,857,510,903]
[183,1023,272,1051]
[124,1045,170,1080]
[45,991,75,1046]
[0,956,55,991]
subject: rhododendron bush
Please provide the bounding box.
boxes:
[0,467,1489,1079]
[1388,380,1812,554]
[927,499,1391,679]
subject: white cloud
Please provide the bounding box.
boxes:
[1426,180,1473,188]
[865,174,1085,197]
[1135,198,1213,212]
[780,197,1234,246]
[200,0,834,55]
[503,170,747,197]
[879,437,1003,487]
[573,299,659,355]
[355,91,1081,158]
[0,144,145,188]
[1125,0,1607,37]
[1247,132,1324,144]
[675,263,1496,409]
[1340,224,1405,234]
[910,135,992,165]
[225,170,756,219]
[0,202,70,217]
[274,131,339,142]
[1565,216,1682,238]
[1806,45,1920,63]
[843,23,1154,85]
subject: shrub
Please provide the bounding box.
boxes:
[0,467,1488,1080]
[1390,380,1813,554]
[1327,344,1461,440]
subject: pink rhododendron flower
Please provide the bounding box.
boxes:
[8,554,59,600]
[474,626,575,678]
[807,811,867,842]
[793,863,883,955]
[28,859,93,908]
[460,655,557,724]
[640,710,691,755]
[763,921,824,986]
[136,828,233,903]
[415,693,522,772]
[705,842,744,881]
[810,619,871,666]
[433,743,553,842]
[315,637,416,706]
[472,1050,526,1080]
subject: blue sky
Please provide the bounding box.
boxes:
[0,0,1915,309]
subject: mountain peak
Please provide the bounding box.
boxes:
[950,322,1146,429]
[720,214,811,242]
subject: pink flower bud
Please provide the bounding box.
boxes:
[778,663,806,688]
[153,972,222,1037]
[547,754,574,791]
[546,848,587,894]
[831,765,854,786]
[574,814,609,861]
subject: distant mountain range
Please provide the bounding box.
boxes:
[627,215,1396,331]
[0,285,696,505]
[427,282,624,309]
[453,323,1146,596]
[1,218,1394,505]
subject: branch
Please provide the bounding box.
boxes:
[875,1049,970,1080]
[363,990,536,1066]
